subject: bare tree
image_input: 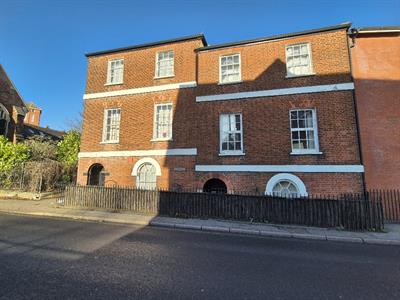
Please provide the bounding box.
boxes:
[64,107,83,133]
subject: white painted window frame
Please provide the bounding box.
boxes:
[219,53,242,84]
[132,157,162,176]
[285,43,315,78]
[265,173,308,197]
[101,108,121,144]
[106,58,124,85]
[155,50,174,79]
[132,158,161,190]
[152,103,173,141]
[289,108,321,155]
[219,113,244,156]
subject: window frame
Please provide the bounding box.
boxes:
[219,53,242,84]
[152,103,173,141]
[289,108,321,155]
[219,113,245,156]
[106,58,124,85]
[285,43,314,78]
[265,173,308,197]
[101,108,121,144]
[136,162,157,190]
[155,50,175,79]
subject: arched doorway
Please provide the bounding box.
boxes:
[203,178,227,194]
[87,164,105,186]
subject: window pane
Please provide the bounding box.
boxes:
[308,139,315,149]
[220,54,240,83]
[155,104,172,139]
[157,51,174,77]
[137,163,156,190]
[220,113,243,153]
[286,44,311,76]
[103,108,121,142]
[290,109,318,152]
[272,180,299,198]
[108,59,124,83]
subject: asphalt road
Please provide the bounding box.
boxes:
[0,214,399,300]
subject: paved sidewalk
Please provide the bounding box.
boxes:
[1,198,400,246]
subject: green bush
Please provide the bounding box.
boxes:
[0,136,30,188]
[57,131,80,167]
[0,131,81,190]
[0,136,29,172]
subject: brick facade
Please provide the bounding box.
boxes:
[24,103,42,126]
[350,29,400,189]
[78,25,364,196]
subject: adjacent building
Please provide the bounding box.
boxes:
[0,64,27,143]
[0,65,64,142]
[21,101,64,141]
[349,26,400,190]
[78,23,367,196]
[24,102,42,126]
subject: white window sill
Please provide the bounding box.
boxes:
[151,138,173,142]
[285,72,316,79]
[100,141,119,144]
[218,80,243,86]
[104,82,123,86]
[154,75,175,80]
[219,152,245,156]
[290,150,323,155]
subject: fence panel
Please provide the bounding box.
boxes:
[60,185,385,231]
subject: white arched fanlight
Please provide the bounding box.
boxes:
[265,173,308,197]
[131,157,162,176]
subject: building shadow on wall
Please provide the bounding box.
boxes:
[163,58,366,196]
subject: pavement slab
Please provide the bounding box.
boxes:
[0,197,399,246]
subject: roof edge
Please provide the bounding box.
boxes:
[352,26,400,34]
[0,64,27,109]
[85,34,207,57]
[196,23,351,52]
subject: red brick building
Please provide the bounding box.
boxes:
[349,27,400,190]
[24,102,42,126]
[0,64,27,143]
[78,23,365,196]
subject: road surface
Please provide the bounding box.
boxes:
[0,213,399,299]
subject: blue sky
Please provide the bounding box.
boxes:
[1,0,399,130]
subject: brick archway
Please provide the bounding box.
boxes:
[196,173,234,193]
[87,163,105,186]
